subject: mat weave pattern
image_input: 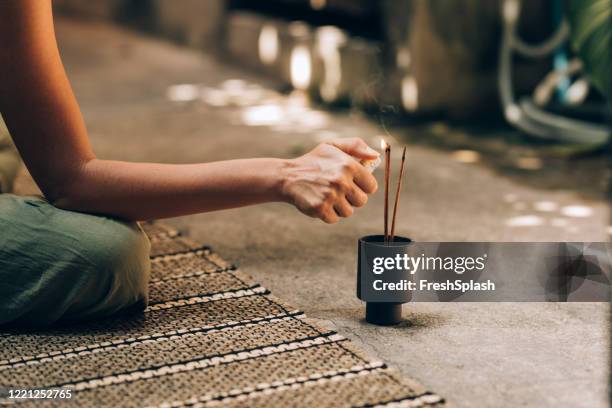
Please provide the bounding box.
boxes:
[0,222,444,407]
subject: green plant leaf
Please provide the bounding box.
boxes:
[566,0,612,101]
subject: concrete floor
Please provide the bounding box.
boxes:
[16,18,610,407]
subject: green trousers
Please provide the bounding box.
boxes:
[0,118,151,328]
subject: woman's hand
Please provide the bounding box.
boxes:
[280,138,379,224]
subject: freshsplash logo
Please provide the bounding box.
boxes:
[372,253,488,275]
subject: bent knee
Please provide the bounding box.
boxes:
[92,221,150,278]
[66,221,151,319]
[0,199,152,327]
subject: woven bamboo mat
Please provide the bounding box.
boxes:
[0,222,444,407]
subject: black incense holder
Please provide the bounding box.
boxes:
[365,302,403,325]
[357,234,413,326]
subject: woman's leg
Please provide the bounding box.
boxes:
[0,194,151,328]
[0,116,20,194]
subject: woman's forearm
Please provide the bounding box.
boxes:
[53,158,289,220]
[1,1,379,225]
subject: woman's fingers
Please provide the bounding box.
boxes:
[285,139,380,224]
[346,184,368,207]
[327,137,379,160]
[320,155,373,223]
[333,197,354,218]
[321,207,340,224]
[351,162,378,194]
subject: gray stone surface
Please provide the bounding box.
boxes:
[17,18,609,408]
[152,0,225,50]
[52,0,124,20]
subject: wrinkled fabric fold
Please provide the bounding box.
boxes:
[0,194,151,328]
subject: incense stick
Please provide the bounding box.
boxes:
[390,146,407,242]
[383,141,391,244]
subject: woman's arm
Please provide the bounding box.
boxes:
[0,1,378,222]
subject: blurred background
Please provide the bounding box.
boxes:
[48,0,611,212]
[15,1,607,406]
